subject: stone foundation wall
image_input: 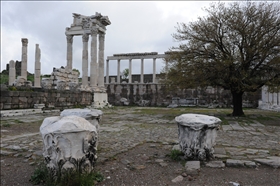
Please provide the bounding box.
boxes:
[106,83,261,107]
[0,89,93,110]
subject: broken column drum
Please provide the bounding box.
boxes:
[175,114,221,161]
[40,115,99,176]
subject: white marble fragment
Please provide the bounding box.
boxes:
[175,114,221,160]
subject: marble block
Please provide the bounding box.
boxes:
[60,108,103,131]
[175,114,221,161]
[40,115,98,175]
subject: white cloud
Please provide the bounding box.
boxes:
[1,1,217,77]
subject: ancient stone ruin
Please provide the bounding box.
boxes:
[40,108,102,176]
[65,12,111,108]
[175,114,221,161]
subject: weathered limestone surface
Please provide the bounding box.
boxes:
[175,114,221,160]
[82,34,89,87]
[50,67,79,89]
[21,38,28,79]
[40,115,98,174]
[34,44,41,87]
[60,108,103,131]
[8,60,15,86]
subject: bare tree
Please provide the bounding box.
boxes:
[164,2,280,116]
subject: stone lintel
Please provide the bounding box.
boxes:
[107,54,167,60]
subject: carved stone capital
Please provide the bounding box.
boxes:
[82,34,89,42]
[21,38,28,46]
[91,29,98,36]
[98,32,105,41]
[66,35,73,43]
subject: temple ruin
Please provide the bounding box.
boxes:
[65,12,111,107]
[106,52,169,84]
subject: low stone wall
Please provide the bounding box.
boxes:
[106,83,261,107]
[0,89,93,110]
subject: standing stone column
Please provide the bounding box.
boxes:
[98,32,105,90]
[90,30,98,89]
[106,59,109,84]
[34,44,41,87]
[165,60,169,79]
[140,58,144,83]
[66,35,73,70]
[117,59,121,84]
[129,58,132,83]
[9,60,15,86]
[153,58,156,83]
[82,33,89,87]
[21,38,28,80]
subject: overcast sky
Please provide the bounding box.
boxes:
[1,1,216,77]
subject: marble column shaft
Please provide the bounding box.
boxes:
[98,32,105,89]
[66,35,73,70]
[153,58,156,83]
[117,59,121,84]
[9,60,15,86]
[129,59,132,83]
[140,58,144,83]
[82,34,89,87]
[21,38,28,80]
[90,30,98,88]
[106,59,109,84]
[165,60,169,79]
[34,44,41,87]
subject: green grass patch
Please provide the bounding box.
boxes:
[30,162,104,186]
[168,149,184,161]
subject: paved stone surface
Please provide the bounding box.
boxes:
[205,161,225,168]
[1,107,280,170]
[185,161,200,174]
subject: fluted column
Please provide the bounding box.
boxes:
[106,59,109,84]
[98,32,105,90]
[90,30,98,88]
[82,33,89,87]
[153,58,156,83]
[66,35,73,70]
[129,59,132,83]
[140,58,144,83]
[117,59,120,83]
[21,38,28,79]
[34,44,41,87]
[9,60,15,85]
[165,60,169,79]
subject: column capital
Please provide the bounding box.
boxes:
[82,33,89,42]
[99,32,105,40]
[21,38,28,46]
[91,29,98,36]
[66,35,73,43]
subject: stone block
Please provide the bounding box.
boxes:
[19,97,27,103]
[226,159,244,167]
[0,91,10,97]
[19,92,26,96]
[11,91,20,97]
[185,161,200,175]
[205,161,225,168]
[11,104,20,109]
[3,103,12,109]
[12,97,19,104]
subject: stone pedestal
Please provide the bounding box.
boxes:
[40,115,98,175]
[21,38,28,80]
[93,92,109,108]
[8,60,15,86]
[175,114,221,161]
[34,44,41,87]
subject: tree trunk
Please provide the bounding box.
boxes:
[231,91,245,116]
